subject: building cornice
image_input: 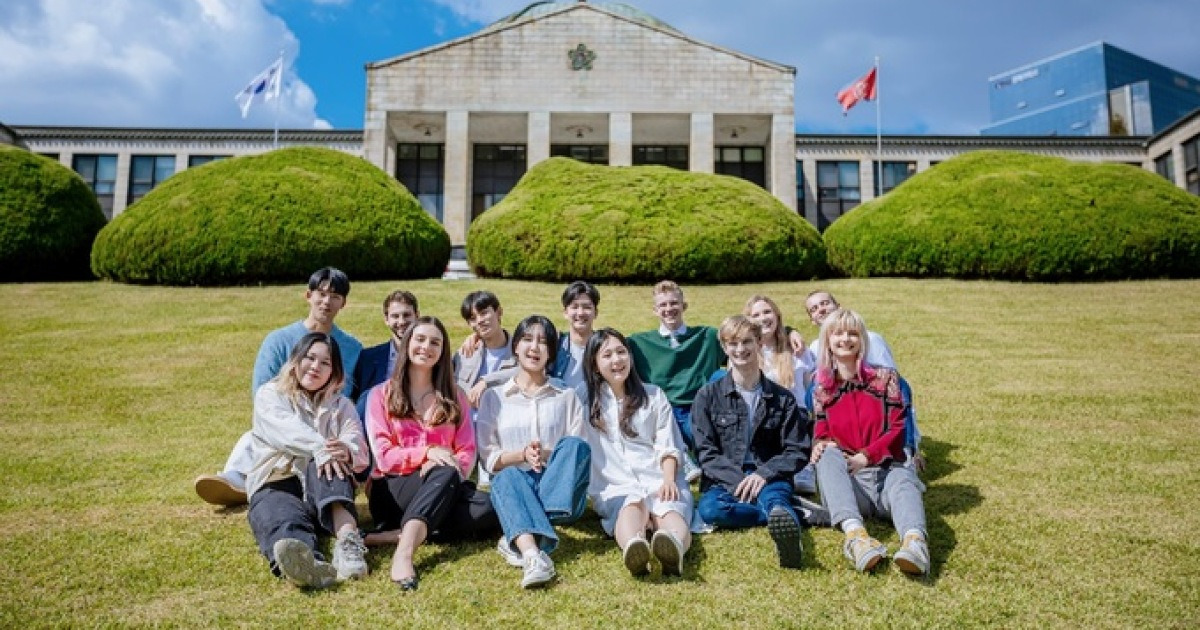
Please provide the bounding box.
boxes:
[795,133,1148,150]
[12,126,363,144]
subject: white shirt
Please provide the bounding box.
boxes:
[658,323,688,348]
[761,346,814,402]
[475,377,586,475]
[560,342,585,389]
[583,384,686,504]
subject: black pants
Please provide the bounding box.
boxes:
[368,465,499,542]
[248,461,357,572]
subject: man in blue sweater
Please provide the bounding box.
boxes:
[194,268,363,506]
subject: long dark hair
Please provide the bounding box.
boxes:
[512,314,558,372]
[386,316,461,426]
[583,328,647,439]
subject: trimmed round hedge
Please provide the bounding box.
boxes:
[1,145,107,281]
[824,151,1200,280]
[91,147,450,285]
[467,157,824,282]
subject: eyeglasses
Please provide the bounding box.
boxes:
[806,299,834,315]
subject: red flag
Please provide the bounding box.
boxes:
[836,67,877,114]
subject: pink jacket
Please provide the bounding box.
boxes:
[366,383,476,478]
[812,364,907,466]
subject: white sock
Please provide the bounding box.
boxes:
[841,519,865,534]
[521,547,539,560]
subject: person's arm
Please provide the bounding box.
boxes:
[475,387,506,474]
[691,386,744,490]
[860,372,907,465]
[649,390,682,468]
[869,332,898,370]
[252,385,331,466]
[450,390,477,477]
[756,392,809,483]
[333,396,370,473]
[480,365,518,387]
[563,388,587,438]
[366,385,429,475]
[251,332,287,399]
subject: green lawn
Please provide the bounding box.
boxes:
[2,279,1198,628]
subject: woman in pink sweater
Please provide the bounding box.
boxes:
[811,309,930,577]
[364,316,497,590]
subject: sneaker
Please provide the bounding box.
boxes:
[520,551,556,589]
[791,495,831,528]
[792,465,817,495]
[842,528,887,573]
[650,530,684,577]
[496,536,524,568]
[194,471,247,506]
[273,538,338,589]
[767,506,804,569]
[682,452,702,483]
[332,530,369,580]
[893,532,930,576]
[622,537,651,577]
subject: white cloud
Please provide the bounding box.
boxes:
[0,0,328,128]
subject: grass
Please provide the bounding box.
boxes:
[1,278,1198,628]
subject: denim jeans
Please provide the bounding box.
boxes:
[815,445,926,537]
[670,405,696,452]
[698,477,798,530]
[488,436,591,553]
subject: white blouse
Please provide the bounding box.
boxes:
[475,377,586,475]
[761,346,814,403]
[583,384,687,504]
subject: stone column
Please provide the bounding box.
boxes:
[609,112,632,166]
[175,152,188,174]
[112,151,131,217]
[689,113,713,173]
[1171,144,1187,190]
[802,159,819,227]
[768,113,797,211]
[443,110,471,246]
[860,158,876,201]
[528,111,551,169]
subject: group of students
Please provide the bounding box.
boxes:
[192,267,931,591]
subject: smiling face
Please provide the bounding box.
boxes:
[563,295,597,337]
[653,290,687,331]
[827,326,863,363]
[407,323,444,369]
[805,292,838,327]
[515,323,550,374]
[593,334,631,388]
[296,341,334,392]
[722,332,761,370]
[468,306,504,346]
[747,300,779,337]
[305,282,346,327]
[385,300,419,344]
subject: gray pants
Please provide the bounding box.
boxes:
[815,445,926,537]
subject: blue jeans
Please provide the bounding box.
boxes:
[488,436,591,553]
[671,405,696,452]
[698,477,797,530]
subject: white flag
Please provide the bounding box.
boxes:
[234,57,283,118]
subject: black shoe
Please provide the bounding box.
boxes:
[393,574,419,591]
[767,507,804,570]
[792,495,831,528]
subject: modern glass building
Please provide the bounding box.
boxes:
[983,42,1200,137]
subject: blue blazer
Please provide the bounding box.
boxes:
[352,342,392,422]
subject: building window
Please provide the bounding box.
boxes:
[472,144,526,221]
[872,161,917,195]
[551,144,609,164]
[72,154,117,219]
[188,155,229,168]
[1184,136,1199,196]
[816,161,861,230]
[633,145,688,170]
[715,146,766,188]
[795,161,805,208]
[129,155,176,204]
[396,143,445,222]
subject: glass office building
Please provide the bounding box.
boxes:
[983,42,1200,137]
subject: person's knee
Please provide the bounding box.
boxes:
[555,436,591,463]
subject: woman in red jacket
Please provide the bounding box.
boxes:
[811,309,929,576]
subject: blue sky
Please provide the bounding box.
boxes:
[2,0,1199,134]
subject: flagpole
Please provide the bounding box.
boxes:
[875,55,882,199]
[273,50,283,149]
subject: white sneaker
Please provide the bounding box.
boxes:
[520,551,556,589]
[622,537,651,577]
[496,536,524,568]
[332,530,369,580]
[273,538,338,589]
[682,452,702,483]
[650,530,684,577]
[893,532,930,576]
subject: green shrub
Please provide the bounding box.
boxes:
[824,150,1200,280]
[91,147,450,285]
[467,157,824,282]
[0,146,106,281]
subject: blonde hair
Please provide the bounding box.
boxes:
[718,314,763,345]
[744,294,793,389]
[653,280,683,300]
[817,308,870,373]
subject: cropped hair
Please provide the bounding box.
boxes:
[385,316,461,426]
[308,267,350,297]
[561,280,600,308]
[383,290,419,313]
[817,308,870,373]
[718,314,763,345]
[274,332,345,408]
[582,328,647,439]
[512,315,558,370]
[744,294,794,389]
[653,280,683,299]
[460,290,501,321]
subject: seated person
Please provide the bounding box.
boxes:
[810,308,930,576]
[549,280,601,389]
[245,332,369,589]
[692,316,810,570]
[580,328,693,578]
[352,289,420,422]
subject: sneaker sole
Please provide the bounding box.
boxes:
[194,475,247,506]
[767,510,804,569]
[856,546,886,573]
[273,539,338,589]
[520,570,556,589]
[651,532,683,577]
[496,538,524,568]
[623,539,652,577]
[893,552,927,576]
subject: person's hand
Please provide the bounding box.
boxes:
[524,440,545,472]
[657,478,680,502]
[733,473,766,503]
[811,440,830,464]
[847,452,869,474]
[425,445,457,467]
[324,438,350,463]
[467,381,488,407]
[319,459,351,480]
[459,333,481,358]
[788,329,806,356]
[912,452,927,474]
